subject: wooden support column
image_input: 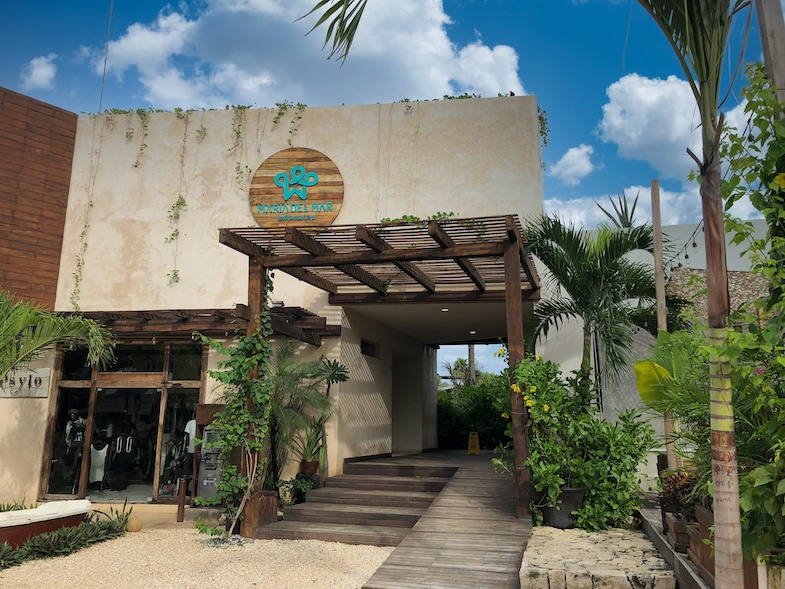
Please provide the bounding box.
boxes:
[504,240,531,518]
[652,180,679,470]
[240,256,266,538]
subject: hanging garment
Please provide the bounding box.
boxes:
[89,442,109,484]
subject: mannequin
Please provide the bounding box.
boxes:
[64,408,86,494]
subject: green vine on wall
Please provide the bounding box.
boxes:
[273,100,307,146]
[229,105,253,189]
[166,194,187,284]
[193,277,275,536]
[131,109,150,168]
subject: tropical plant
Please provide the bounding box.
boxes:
[437,371,508,450]
[440,357,479,391]
[494,355,656,531]
[635,1,751,584]
[318,357,349,485]
[292,415,327,463]
[635,325,784,560]
[0,290,114,381]
[722,62,785,565]
[265,339,333,492]
[524,214,655,403]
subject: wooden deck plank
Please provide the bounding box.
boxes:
[361,451,531,589]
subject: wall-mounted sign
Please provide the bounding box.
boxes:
[0,368,51,398]
[250,148,343,227]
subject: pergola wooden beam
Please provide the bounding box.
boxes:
[281,267,339,294]
[262,242,506,268]
[504,215,540,289]
[356,225,436,292]
[219,228,270,258]
[329,288,539,305]
[285,227,387,293]
[427,220,486,291]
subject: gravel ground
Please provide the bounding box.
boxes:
[0,529,393,589]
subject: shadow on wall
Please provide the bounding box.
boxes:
[0,398,48,504]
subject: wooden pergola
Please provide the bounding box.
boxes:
[220,214,540,517]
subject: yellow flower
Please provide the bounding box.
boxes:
[501,412,509,419]
[774,172,785,191]
[525,399,533,407]
[543,404,550,412]
[534,355,541,361]
[523,395,529,401]
[529,385,537,393]
[495,347,506,357]
[510,383,521,393]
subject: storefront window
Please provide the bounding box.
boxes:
[47,389,90,494]
[46,342,204,502]
[158,388,199,497]
[169,345,202,380]
[102,344,165,373]
[61,350,91,380]
[86,388,160,502]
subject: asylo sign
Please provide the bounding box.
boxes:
[0,368,51,398]
[249,148,343,227]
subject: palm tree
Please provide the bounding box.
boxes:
[266,339,333,492]
[318,357,349,486]
[1,290,113,381]
[635,2,749,585]
[525,215,655,404]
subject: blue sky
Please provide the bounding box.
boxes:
[1,0,778,374]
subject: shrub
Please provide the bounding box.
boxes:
[0,503,130,570]
[437,374,508,450]
[495,355,656,531]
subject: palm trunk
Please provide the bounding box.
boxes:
[701,146,743,589]
[578,325,593,406]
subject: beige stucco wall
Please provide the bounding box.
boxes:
[54,96,542,313]
[0,358,55,504]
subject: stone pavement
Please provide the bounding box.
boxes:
[520,526,676,589]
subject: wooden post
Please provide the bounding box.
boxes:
[756,0,785,105]
[239,256,266,539]
[177,478,187,522]
[504,240,531,518]
[651,180,680,470]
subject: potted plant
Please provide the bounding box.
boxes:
[292,415,327,477]
[495,355,656,531]
[658,470,696,553]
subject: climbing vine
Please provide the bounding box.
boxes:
[273,100,307,146]
[229,105,253,188]
[131,109,150,168]
[194,276,275,536]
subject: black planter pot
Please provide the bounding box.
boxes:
[541,487,586,529]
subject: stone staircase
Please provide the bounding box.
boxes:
[254,460,457,546]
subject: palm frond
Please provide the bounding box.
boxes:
[0,291,114,381]
[300,0,368,63]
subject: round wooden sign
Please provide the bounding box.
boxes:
[249,148,343,228]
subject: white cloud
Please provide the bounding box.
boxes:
[452,42,525,97]
[545,183,706,229]
[598,73,701,183]
[549,143,596,186]
[20,54,58,91]
[88,0,523,110]
[102,12,196,80]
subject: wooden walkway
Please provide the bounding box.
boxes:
[361,451,532,589]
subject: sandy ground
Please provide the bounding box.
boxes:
[0,528,393,589]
